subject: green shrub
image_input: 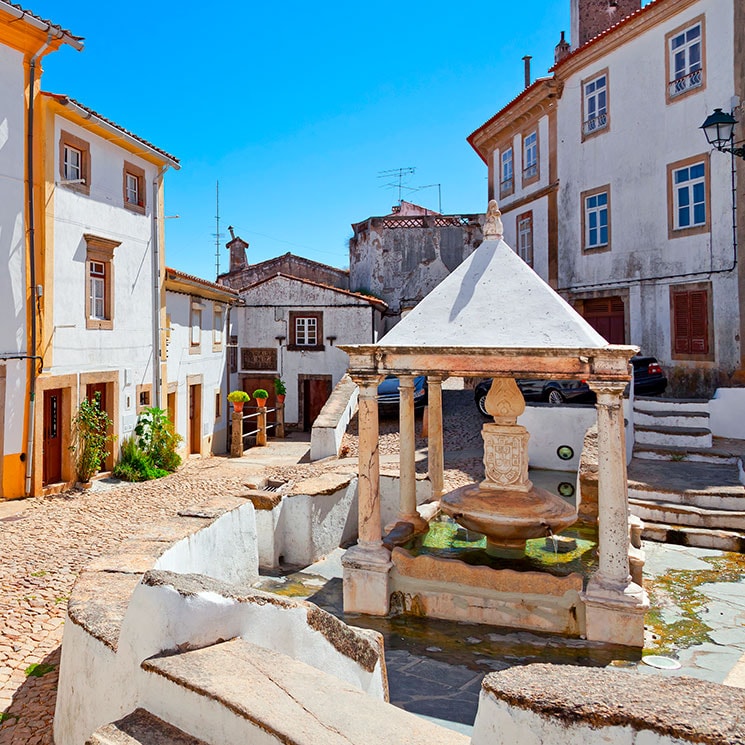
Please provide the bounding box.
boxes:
[253,388,269,399]
[274,378,286,396]
[69,392,114,483]
[135,407,182,472]
[227,390,250,403]
[113,437,168,482]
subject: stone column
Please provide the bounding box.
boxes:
[230,410,243,457]
[427,375,444,499]
[256,407,267,446]
[342,375,392,615]
[584,381,648,647]
[397,376,427,530]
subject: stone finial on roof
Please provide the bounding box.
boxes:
[484,199,503,239]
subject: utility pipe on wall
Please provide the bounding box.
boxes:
[151,165,170,410]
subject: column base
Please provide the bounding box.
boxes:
[583,579,649,648]
[342,542,392,616]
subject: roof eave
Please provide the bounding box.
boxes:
[0,2,83,50]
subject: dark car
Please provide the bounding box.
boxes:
[377,375,427,414]
[474,355,667,414]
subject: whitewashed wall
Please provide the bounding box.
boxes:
[557,0,739,369]
[0,44,28,461]
[165,290,229,453]
[50,114,157,429]
[234,276,379,424]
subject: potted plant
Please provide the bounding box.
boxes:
[69,392,114,486]
[227,390,250,412]
[253,388,269,407]
[274,377,286,404]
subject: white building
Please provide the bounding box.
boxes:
[0,4,82,498]
[165,268,238,456]
[29,93,178,494]
[231,274,386,429]
[468,0,745,384]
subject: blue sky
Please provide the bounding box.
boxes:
[32,1,570,279]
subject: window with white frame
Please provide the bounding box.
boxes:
[125,173,139,205]
[523,131,538,180]
[289,311,323,350]
[295,316,317,346]
[500,147,513,196]
[190,303,202,350]
[64,145,82,182]
[89,262,106,319]
[516,212,533,267]
[583,73,608,135]
[668,20,703,99]
[672,161,706,230]
[584,190,609,249]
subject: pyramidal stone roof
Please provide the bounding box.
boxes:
[378,235,608,350]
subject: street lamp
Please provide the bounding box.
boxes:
[700,108,745,159]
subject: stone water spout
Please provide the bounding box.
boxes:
[440,377,577,554]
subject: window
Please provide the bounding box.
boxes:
[666,17,705,101]
[582,71,608,137]
[667,155,709,237]
[671,283,712,359]
[523,131,538,183]
[288,311,324,351]
[123,161,146,213]
[228,335,238,373]
[59,131,91,195]
[215,389,222,419]
[213,304,224,351]
[136,384,152,413]
[190,301,203,353]
[84,234,119,330]
[582,187,610,251]
[516,212,533,267]
[500,147,514,197]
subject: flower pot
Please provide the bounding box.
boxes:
[232,401,244,413]
[276,394,286,405]
[255,398,267,408]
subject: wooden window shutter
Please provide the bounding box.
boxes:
[673,292,691,354]
[689,290,708,354]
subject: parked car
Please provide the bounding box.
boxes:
[474,355,667,414]
[377,375,428,414]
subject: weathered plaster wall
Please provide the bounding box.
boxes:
[0,44,29,485]
[557,0,739,370]
[349,216,483,327]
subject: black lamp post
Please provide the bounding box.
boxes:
[700,108,745,159]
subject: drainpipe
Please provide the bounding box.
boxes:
[152,166,170,409]
[24,34,53,496]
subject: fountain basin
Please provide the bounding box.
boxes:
[440,483,577,553]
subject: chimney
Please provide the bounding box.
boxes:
[522,55,532,88]
[570,0,641,48]
[555,31,571,64]
[226,232,248,273]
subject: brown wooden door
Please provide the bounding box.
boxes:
[189,384,201,454]
[43,389,63,485]
[303,378,332,430]
[583,296,625,344]
[242,376,276,424]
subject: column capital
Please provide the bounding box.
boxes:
[587,380,627,401]
[426,374,444,384]
[351,374,383,394]
[398,375,416,389]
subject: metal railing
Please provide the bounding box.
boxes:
[230,404,285,456]
[583,113,608,136]
[668,69,702,98]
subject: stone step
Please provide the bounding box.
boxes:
[640,521,745,553]
[634,424,712,449]
[629,497,745,532]
[627,458,745,512]
[633,443,740,465]
[633,409,710,429]
[141,638,468,745]
[86,709,208,745]
[634,396,709,414]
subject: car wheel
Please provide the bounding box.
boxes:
[477,394,490,417]
[546,389,565,405]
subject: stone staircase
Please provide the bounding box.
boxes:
[87,638,467,745]
[628,396,745,552]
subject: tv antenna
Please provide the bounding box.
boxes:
[414,183,442,213]
[212,180,224,278]
[377,167,416,204]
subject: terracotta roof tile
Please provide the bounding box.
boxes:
[0,2,83,46]
[165,267,239,296]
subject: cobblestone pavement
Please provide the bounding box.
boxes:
[0,456,264,745]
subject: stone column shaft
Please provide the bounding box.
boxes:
[398,376,418,522]
[590,382,631,588]
[356,378,383,547]
[427,376,444,499]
